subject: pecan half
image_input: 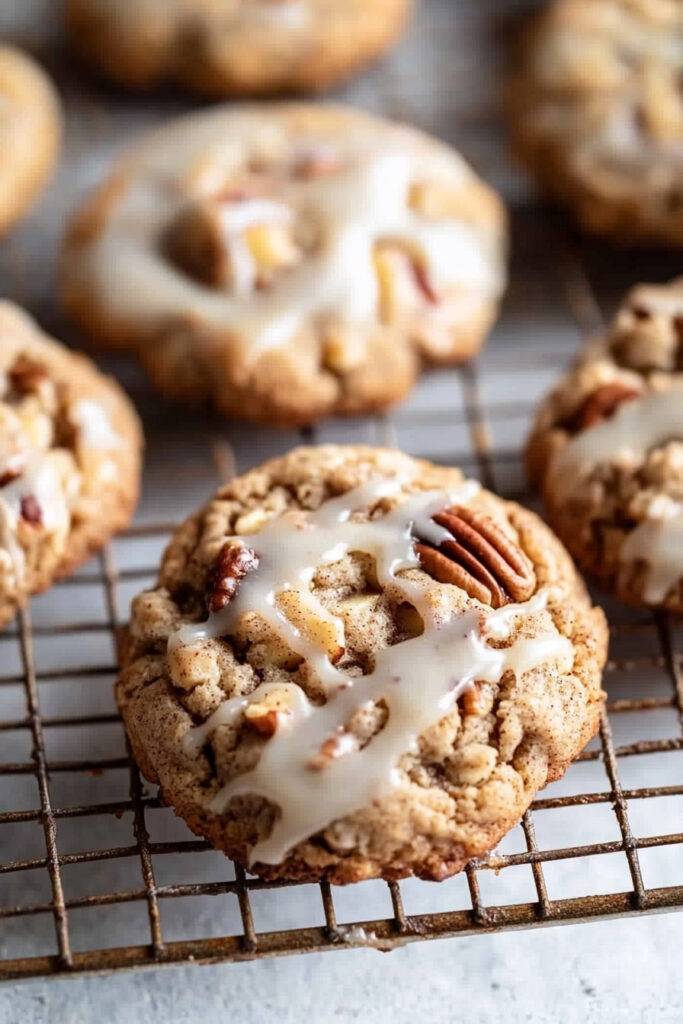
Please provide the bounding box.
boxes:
[205,542,259,613]
[414,505,535,608]
[567,383,641,433]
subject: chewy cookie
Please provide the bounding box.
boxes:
[64,0,412,96]
[528,279,683,610]
[118,445,606,884]
[508,0,683,246]
[61,104,507,427]
[0,46,61,236]
[0,303,142,628]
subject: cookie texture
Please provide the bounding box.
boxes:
[508,0,683,246]
[61,104,507,427]
[118,445,606,885]
[0,45,61,236]
[0,303,143,628]
[64,0,412,96]
[527,278,683,610]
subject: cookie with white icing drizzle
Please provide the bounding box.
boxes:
[64,0,412,97]
[0,46,61,236]
[0,303,142,628]
[528,277,683,609]
[61,104,507,427]
[118,445,606,884]
[508,0,683,246]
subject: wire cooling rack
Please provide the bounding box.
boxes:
[2,0,683,987]
[2,218,683,982]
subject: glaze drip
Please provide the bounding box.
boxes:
[80,116,504,361]
[550,387,683,602]
[176,478,573,865]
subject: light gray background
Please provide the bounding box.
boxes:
[2,917,683,1024]
[1,1,683,1020]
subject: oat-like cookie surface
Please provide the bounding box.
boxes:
[118,445,606,884]
[0,303,143,628]
[0,46,61,236]
[528,278,683,609]
[508,0,683,246]
[64,0,412,96]
[61,104,507,427]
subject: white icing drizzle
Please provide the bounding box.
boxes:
[621,497,683,603]
[171,477,481,688]
[247,1,309,30]
[216,199,294,295]
[1,453,70,531]
[175,478,573,866]
[72,400,122,449]
[185,680,313,755]
[76,112,504,361]
[0,452,71,590]
[550,389,683,493]
[0,502,25,591]
[549,388,683,603]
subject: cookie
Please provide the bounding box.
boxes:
[508,0,683,246]
[0,46,61,236]
[527,278,683,609]
[118,445,606,884]
[0,303,143,629]
[64,0,412,96]
[61,105,507,428]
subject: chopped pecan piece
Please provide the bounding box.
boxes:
[166,192,297,290]
[0,469,20,488]
[567,383,641,433]
[20,495,43,526]
[205,542,259,613]
[8,355,48,395]
[459,683,489,718]
[414,505,536,608]
[308,730,357,771]
[165,198,229,287]
[293,153,342,180]
[245,708,282,737]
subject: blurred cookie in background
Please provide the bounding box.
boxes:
[64,0,413,96]
[508,0,683,246]
[61,103,507,427]
[0,45,61,236]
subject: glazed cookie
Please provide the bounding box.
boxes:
[118,445,606,884]
[528,278,683,609]
[508,0,683,246]
[61,105,506,427]
[0,303,142,628]
[64,0,412,96]
[0,46,61,236]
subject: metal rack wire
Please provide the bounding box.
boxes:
[2,234,683,982]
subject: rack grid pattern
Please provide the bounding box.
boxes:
[2,248,683,982]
